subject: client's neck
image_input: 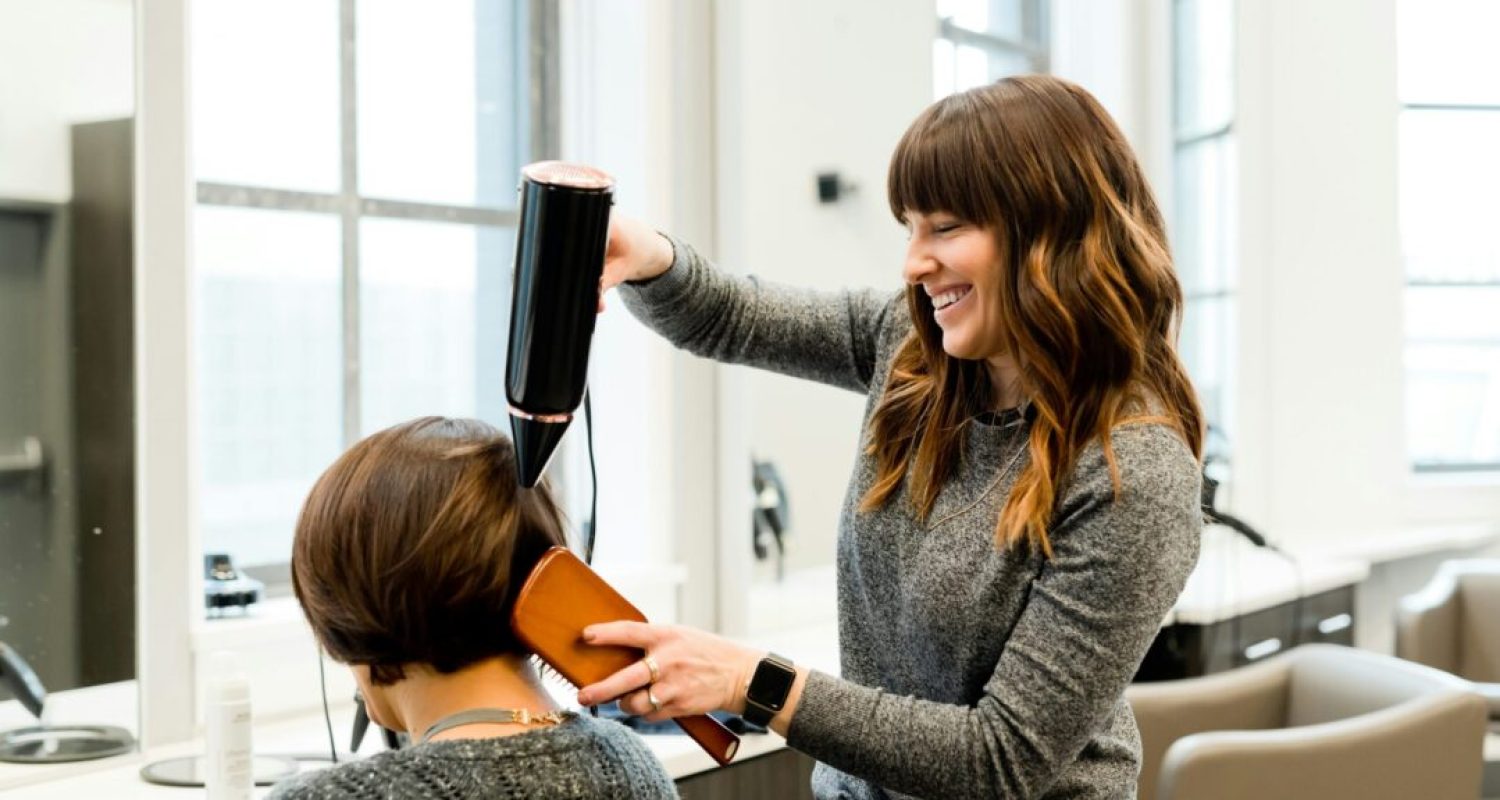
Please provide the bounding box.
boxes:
[388,654,562,743]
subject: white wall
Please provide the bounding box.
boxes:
[0,0,134,202]
[1050,0,1152,157]
[1050,0,1500,545]
[558,0,723,632]
[715,0,934,577]
[1233,0,1500,544]
[559,0,674,571]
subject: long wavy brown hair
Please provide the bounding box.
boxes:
[862,75,1203,556]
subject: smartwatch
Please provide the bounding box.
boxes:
[741,652,796,727]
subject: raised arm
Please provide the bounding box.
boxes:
[779,425,1202,798]
[613,233,904,396]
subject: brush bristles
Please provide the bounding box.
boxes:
[531,655,569,686]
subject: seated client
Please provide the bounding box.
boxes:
[271,416,677,799]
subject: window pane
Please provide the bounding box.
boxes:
[1398,0,1500,105]
[1406,287,1500,467]
[955,44,991,93]
[939,0,993,34]
[987,47,1033,82]
[359,219,514,435]
[937,40,1032,98]
[938,0,1029,40]
[195,206,343,568]
[1180,295,1236,441]
[1408,286,1500,343]
[1173,135,1237,296]
[934,38,957,99]
[1173,0,1234,138]
[357,0,520,207]
[192,0,340,192]
[1405,349,1500,467]
[1399,110,1500,283]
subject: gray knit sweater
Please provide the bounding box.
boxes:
[265,715,678,799]
[619,239,1202,800]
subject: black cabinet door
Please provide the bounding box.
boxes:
[1134,587,1357,682]
[676,748,816,800]
[1297,586,1356,646]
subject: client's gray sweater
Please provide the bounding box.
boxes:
[266,715,677,799]
[620,239,1202,800]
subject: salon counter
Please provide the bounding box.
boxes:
[0,625,840,798]
[1,715,805,799]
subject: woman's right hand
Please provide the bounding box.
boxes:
[599,213,675,312]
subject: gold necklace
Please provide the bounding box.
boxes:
[420,707,574,744]
[924,427,1029,531]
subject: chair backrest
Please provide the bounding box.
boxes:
[1128,656,1292,800]
[1155,645,1488,800]
[1454,564,1500,683]
[1286,644,1469,726]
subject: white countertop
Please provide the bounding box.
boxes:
[0,714,798,798]
[9,523,1493,796]
[0,626,841,797]
[1169,525,1371,626]
[1170,521,1500,626]
[1288,522,1500,565]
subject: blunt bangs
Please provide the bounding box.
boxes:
[887,90,1002,227]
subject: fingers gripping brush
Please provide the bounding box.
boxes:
[511,547,741,766]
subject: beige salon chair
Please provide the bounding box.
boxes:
[1127,643,1487,800]
[1396,559,1500,722]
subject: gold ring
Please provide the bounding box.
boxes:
[647,687,662,713]
[642,654,661,684]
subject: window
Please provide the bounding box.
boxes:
[192,0,557,574]
[1398,0,1500,472]
[934,0,1049,98]
[1171,0,1236,473]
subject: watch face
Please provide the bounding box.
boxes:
[749,659,796,709]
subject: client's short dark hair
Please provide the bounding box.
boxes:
[291,417,567,685]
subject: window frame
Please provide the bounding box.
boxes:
[935,0,1051,95]
[133,0,567,747]
[193,0,562,586]
[1397,99,1500,474]
[1170,0,1237,474]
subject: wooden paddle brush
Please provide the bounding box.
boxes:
[510,546,740,766]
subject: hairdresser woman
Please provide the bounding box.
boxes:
[577,75,1203,800]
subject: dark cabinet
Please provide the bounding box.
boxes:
[676,748,817,800]
[1135,586,1356,682]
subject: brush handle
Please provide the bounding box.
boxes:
[675,713,739,766]
[511,548,743,765]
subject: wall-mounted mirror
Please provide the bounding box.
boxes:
[0,0,138,771]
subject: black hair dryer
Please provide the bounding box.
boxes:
[506,161,615,487]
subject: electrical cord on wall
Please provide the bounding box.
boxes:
[1204,477,1308,662]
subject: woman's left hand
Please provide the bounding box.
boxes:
[574,621,761,723]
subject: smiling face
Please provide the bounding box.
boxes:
[902,210,1008,364]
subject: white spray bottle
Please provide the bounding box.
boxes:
[204,650,253,799]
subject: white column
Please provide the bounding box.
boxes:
[135,0,200,747]
[1235,0,1406,543]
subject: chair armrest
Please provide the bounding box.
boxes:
[1396,568,1462,673]
[1158,689,1488,800]
[1127,657,1290,800]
